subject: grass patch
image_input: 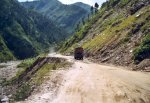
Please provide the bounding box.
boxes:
[31,63,54,85]
[14,58,37,81]
[17,58,37,69]
[14,83,31,101]
[32,61,71,85]
[83,16,136,52]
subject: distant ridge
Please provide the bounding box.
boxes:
[21,0,91,34]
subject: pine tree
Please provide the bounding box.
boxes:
[90,6,94,15]
[94,3,99,13]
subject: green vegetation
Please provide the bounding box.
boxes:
[4,57,72,101]
[31,61,71,85]
[17,58,37,69]
[17,52,48,68]
[21,0,90,34]
[15,61,70,101]
[60,6,136,53]
[14,83,31,101]
[0,35,15,62]
[60,0,150,67]
[0,0,67,62]
[83,16,135,52]
[59,9,105,53]
[2,58,38,86]
[118,0,130,8]
[133,33,150,63]
[132,7,150,63]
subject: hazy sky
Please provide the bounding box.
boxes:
[18,0,106,6]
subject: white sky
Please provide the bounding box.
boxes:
[58,0,106,6]
[18,0,106,6]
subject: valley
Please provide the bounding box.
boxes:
[21,0,90,34]
[0,0,150,102]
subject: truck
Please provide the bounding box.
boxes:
[74,47,84,60]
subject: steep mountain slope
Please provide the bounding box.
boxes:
[21,0,91,34]
[73,2,91,11]
[60,0,150,70]
[0,0,67,62]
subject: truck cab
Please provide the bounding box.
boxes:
[74,47,84,60]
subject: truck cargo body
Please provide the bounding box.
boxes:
[74,47,84,60]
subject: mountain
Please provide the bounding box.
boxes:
[21,0,91,34]
[73,2,91,11]
[60,0,150,70]
[0,0,67,62]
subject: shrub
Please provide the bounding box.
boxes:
[17,58,36,69]
[14,83,31,101]
[119,0,130,8]
[133,33,150,63]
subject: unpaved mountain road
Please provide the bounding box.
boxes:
[19,54,150,103]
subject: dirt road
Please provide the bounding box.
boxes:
[19,54,150,103]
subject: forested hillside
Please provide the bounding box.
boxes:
[60,0,150,70]
[0,0,67,62]
[21,0,91,34]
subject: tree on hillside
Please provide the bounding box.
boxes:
[75,22,80,31]
[90,6,94,15]
[101,1,109,9]
[82,18,85,25]
[87,14,90,21]
[95,2,99,13]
